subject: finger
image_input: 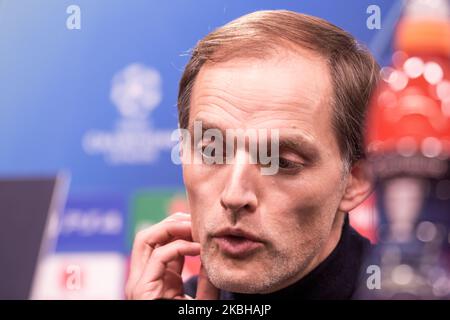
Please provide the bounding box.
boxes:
[127,218,192,295]
[167,257,185,275]
[167,212,191,220]
[164,212,191,275]
[130,217,192,269]
[140,239,200,284]
[126,212,191,298]
[196,264,219,300]
[128,221,192,284]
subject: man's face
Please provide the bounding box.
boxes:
[182,50,350,294]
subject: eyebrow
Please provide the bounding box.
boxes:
[189,117,321,162]
[188,118,226,137]
[277,137,320,163]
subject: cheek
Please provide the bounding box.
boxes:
[270,205,324,246]
[182,163,206,208]
[289,165,344,211]
[182,163,219,243]
[265,202,332,259]
[264,171,344,243]
[191,214,201,242]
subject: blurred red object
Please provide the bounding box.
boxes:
[366,4,450,156]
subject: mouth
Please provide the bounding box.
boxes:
[212,228,264,258]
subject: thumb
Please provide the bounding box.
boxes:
[196,264,219,300]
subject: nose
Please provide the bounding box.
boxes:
[220,149,258,215]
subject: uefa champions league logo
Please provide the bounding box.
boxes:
[82,63,174,164]
[110,64,162,120]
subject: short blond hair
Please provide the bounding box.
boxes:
[177,10,379,166]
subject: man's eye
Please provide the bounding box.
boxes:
[199,140,226,164]
[201,144,216,158]
[278,157,304,171]
[195,138,214,155]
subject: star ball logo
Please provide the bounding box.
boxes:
[111,63,161,120]
[82,63,174,164]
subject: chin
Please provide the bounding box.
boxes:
[210,274,268,294]
[203,258,277,294]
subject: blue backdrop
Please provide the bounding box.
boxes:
[0,0,399,254]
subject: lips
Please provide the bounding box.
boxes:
[212,228,264,258]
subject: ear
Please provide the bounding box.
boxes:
[338,160,374,213]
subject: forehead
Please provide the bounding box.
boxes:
[190,50,335,147]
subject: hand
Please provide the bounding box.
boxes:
[126,212,219,300]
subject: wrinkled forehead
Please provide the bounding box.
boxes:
[189,52,334,134]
